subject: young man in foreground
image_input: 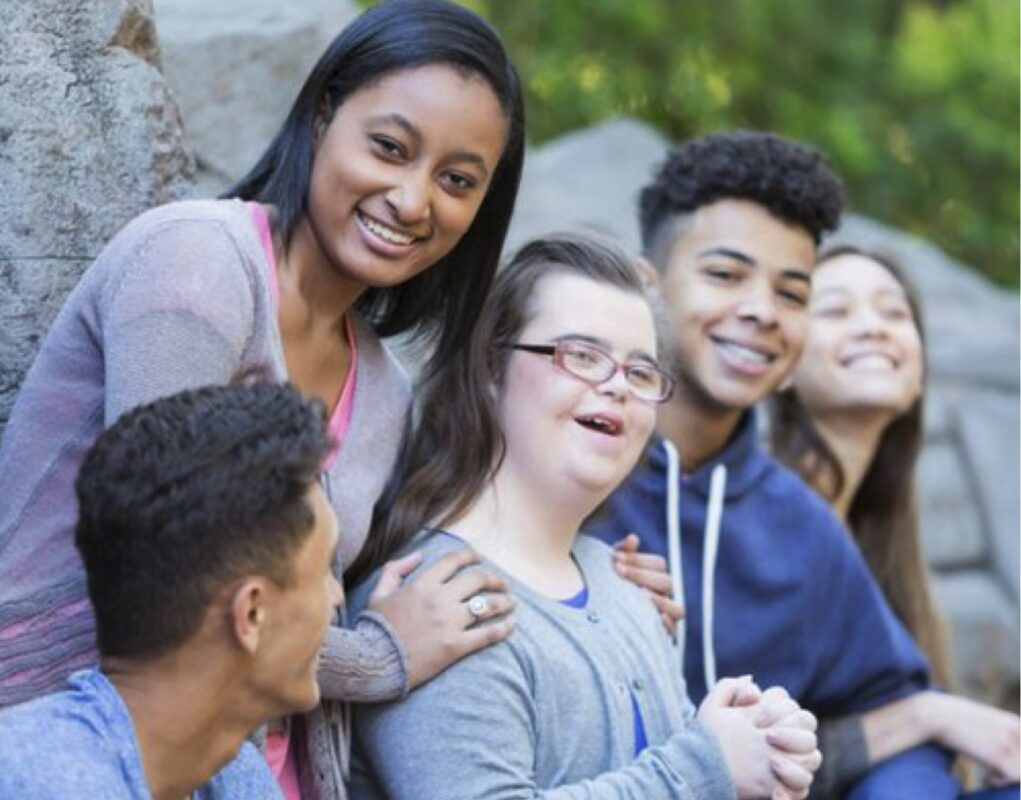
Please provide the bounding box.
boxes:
[0,382,342,800]
[591,131,959,798]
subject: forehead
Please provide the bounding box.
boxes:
[814,254,906,296]
[666,198,816,275]
[522,273,656,353]
[337,64,507,156]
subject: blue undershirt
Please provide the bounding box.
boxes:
[559,586,648,756]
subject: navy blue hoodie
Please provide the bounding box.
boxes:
[589,413,958,797]
[590,412,928,709]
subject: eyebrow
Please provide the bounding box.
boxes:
[697,246,812,286]
[551,333,658,364]
[366,113,491,177]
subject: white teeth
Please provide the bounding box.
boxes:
[846,354,895,369]
[578,416,619,435]
[719,341,770,364]
[361,214,415,245]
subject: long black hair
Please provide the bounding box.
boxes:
[226,0,525,379]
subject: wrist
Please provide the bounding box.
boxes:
[914,691,948,743]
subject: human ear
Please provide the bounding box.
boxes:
[230,578,266,655]
[313,95,332,148]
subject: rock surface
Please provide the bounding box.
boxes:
[0,0,194,427]
[152,0,359,195]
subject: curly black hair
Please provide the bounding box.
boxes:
[75,382,334,660]
[639,131,844,265]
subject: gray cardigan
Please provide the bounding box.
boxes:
[347,531,736,800]
[0,199,413,800]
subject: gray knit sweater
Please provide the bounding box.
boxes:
[347,531,736,800]
[0,199,413,800]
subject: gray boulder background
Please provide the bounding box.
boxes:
[0,0,194,427]
[2,0,1016,710]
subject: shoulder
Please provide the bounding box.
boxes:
[346,530,467,616]
[755,453,847,536]
[197,742,280,800]
[97,199,265,302]
[0,690,129,797]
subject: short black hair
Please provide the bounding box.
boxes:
[640,130,844,266]
[227,0,525,382]
[75,383,334,660]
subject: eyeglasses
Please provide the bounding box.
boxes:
[506,340,674,404]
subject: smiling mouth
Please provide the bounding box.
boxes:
[843,353,897,369]
[575,414,623,437]
[358,211,418,246]
[713,338,776,365]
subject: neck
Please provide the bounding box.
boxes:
[447,467,591,598]
[278,213,366,336]
[657,389,743,472]
[810,410,889,520]
[105,649,263,800]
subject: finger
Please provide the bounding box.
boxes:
[463,593,516,628]
[447,568,510,602]
[619,551,669,572]
[648,591,685,621]
[731,681,762,707]
[417,548,482,585]
[773,709,818,733]
[772,788,792,800]
[767,727,818,755]
[619,564,673,596]
[459,616,515,656]
[370,552,425,598]
[660,611,677,637]
[613,533,641,552]
[706,675,757,707]
[770,755,814,793]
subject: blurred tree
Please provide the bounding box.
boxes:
[360,0,1019,286]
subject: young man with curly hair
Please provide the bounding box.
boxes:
[590,131,959,799]
[0,383,342,800]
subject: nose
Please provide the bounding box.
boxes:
[849,306,888,339]
[385,168,431,226]
[597,365,631,402]
[735,280,779,328]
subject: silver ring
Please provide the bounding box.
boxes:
[467,595,489,621]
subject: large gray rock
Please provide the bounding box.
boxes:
[932,571,1020,707]
[0,0,194,429]
[153,0,359,195]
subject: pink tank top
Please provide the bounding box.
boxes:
[248,202,357,798]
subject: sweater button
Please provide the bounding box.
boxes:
[586,610,600,624]
[632,677,645,692]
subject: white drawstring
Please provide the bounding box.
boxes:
[662,438,684,653]
[701,464,727,690]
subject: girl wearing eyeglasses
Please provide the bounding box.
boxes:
[345,234,822,800]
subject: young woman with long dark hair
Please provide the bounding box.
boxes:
[770,246,1019,796]
[0,2,525,797]
[348,234,823,800]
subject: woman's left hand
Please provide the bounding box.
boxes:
[612,533,684,637]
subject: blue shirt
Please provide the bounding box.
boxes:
[0,668,281,800]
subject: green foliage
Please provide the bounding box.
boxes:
[359,0,1019,286]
